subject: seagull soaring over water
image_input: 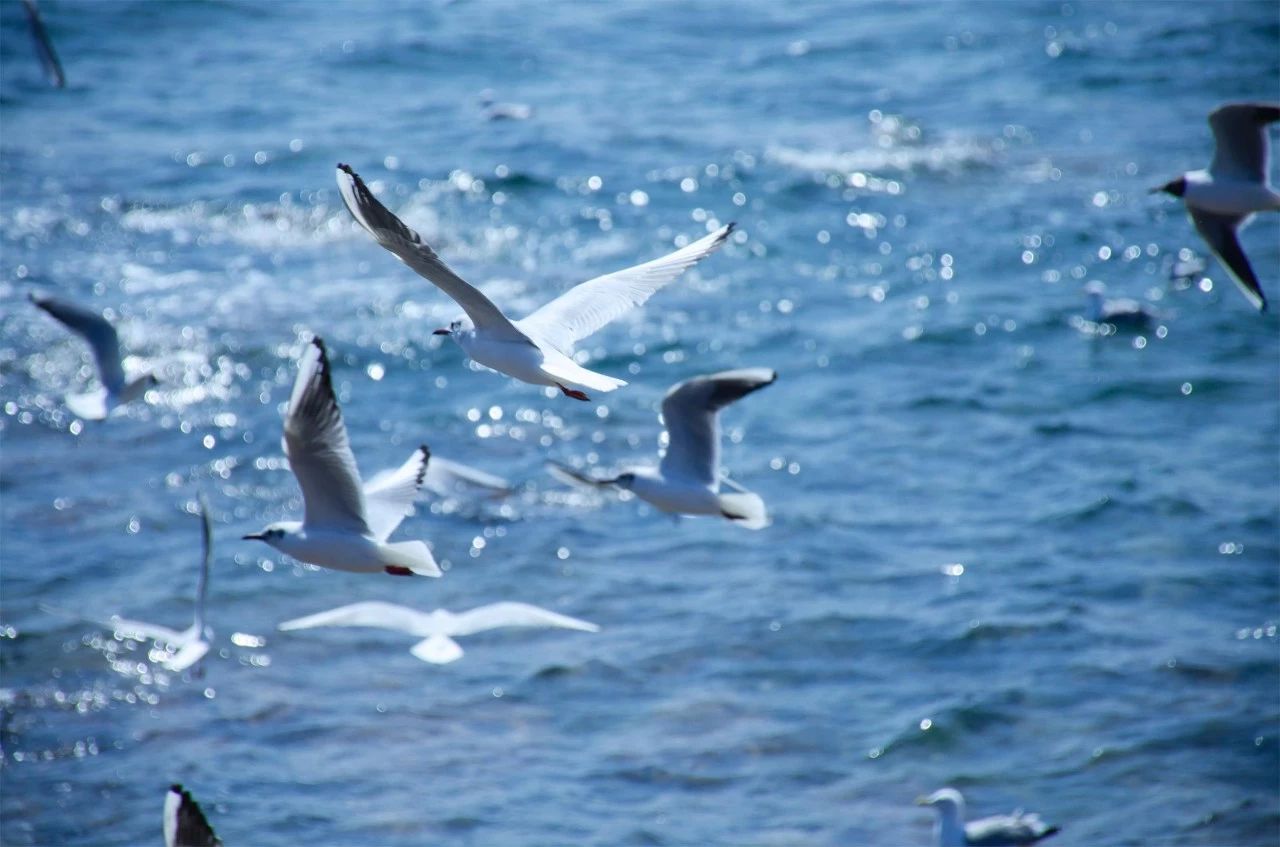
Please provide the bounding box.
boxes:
[917,788,1060,847]
[164,784,221,847]
[548,368,776,529]
[1153,102,1280,311]
[336,163,735,400]
[242,338,440,577]
[278,601,599,664]
[29,292,159,420]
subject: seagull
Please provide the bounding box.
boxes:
[242,338,440,577]
[21,0,65,89]
[424,455,513,499]
[278,600,599,664]
[29,292,159,420]
[917,788,1060,847]
[1153,102,1280,311]
[479,89,533,121]
[1082,281,1153,330]
[43,494,216,673]
[164,784,222,847]
[547,368,776,529]
[336,163,735,400]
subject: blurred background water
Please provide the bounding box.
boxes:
[1,1,1277,844]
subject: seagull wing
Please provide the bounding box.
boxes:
[283,338,371,534]
[336,164,533,343]
[104,616,188,646]
[965,812,1059,846]
[163,639,210,673]
[423,455,513,497]
[21,0,65,88]
[164,784,222,847]
[278,601,429,636]
[659,368,777,486]
[29,293,126,393]
[515,223,735,355]
[445,602,600,636]
[1190,209,1267,311]
[1207,102,1280,182]
[545,460,617,489]
[362,445,429,542]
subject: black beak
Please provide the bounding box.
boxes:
[242,533,265,541]
[433,328,451,336]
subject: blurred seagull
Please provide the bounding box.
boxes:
[1153,102,1280,311]
[479,89,533,121]
[917,788,1060,847]
[1082,281,1153,330]
[29,292,159,420]
[242,338,440,577]
[424,455,513,499]
[548,368,776,529]
[278,601,599,664]
[164,784,222,847]
[336,163,735,400]
[21,0,65,88]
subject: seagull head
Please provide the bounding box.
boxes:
[1151,176,1187,197]
[433,317,472,337]
[613,472,637,491]
[242,524,291,545]
[916,787,964,814]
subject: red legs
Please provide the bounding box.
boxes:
[556,383,591,401]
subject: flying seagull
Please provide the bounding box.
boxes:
[336,163,735,400]
[29,292,159,420]
[548,368,776,529]
[242,338,440,577]
[164,784,222,847]
[917,788,1060,847]
[278,600,599,664]
[1153,102,1280,311]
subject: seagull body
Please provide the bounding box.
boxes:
[164,784,222,847]
[917,788,1060,847]
[243,338,440,577]
[1154,102,1280,311]
[549,368,776,529]
[278,600,599,664]
[29,292,158,420]
[336,163,734,400]
[1083,281,1153,329]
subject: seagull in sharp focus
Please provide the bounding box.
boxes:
[336,163,735,400]
[164,784,222,847]
[917,788,1060,847]
[548,368,776,529]
[278,601,599,664]
[1153,102,1280,311]
[29,292,159,420]
[1082,281,1154,330]
[242,338,440,577]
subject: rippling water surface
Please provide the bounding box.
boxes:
[2,2,1278,845]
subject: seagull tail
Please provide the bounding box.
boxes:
[718,491,770,530]
[65,389,110,421]
[379,540,442,577]
[410,634,464,663]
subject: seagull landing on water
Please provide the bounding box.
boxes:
[278,601,599,664]
[1082,281,1154,331]
[336,163,735,401]
[1152,102,1280,312]
[29,292,159,420]
[164,784,221,847]
[917,788,1060,847]
[548,368,776,529]
[242,338,440,578]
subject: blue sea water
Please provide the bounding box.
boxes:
[1,1,1278,844]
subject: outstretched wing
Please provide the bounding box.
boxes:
[363,445,430,542]
[424,455,513,497]
[336,164,532,343]
[659,368,776,486]
[1207,102,1280,182]
[164,784,222,847]
[446,602,600,636]
[283,338,371,534]
[1190,209,1267,311]
[516,224,736,355]
[278,601,429,636]
[30,293,126,393]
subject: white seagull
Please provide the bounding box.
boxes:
[1082,281,1153,330]
[917,788,1060,847]
[278,600,599,664]
[164,784,222,847]
[336,163,735,400]
[1153,101,1280,311]
[242,338,440,577]
[29,292,159,420]
[548,368,776,529]
[424,455,513,499]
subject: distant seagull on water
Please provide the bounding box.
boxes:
[164,784,221,847]
[917,788,1060,847]
[336,163,735,400]
[29,292,159,420]
[278,601,599,664]
[1153,102,1280,311]
[1082,281,1153,330]
[242,338,440,577]
[548,368,776,529]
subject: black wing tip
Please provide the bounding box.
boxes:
[415,444,431,485]
[721,221,738,239]
[337,162,354,176]
[169,783,185,793]
[1041,824,1062,840]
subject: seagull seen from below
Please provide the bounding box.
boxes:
[336,163,735,400]
[278,601,599,664]
[29,292,159,420]
[1153,101,1280,312]
[242,337,440,577]
[164,784,222,847]
[917,788,1060,847]
[548,368,776,529]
